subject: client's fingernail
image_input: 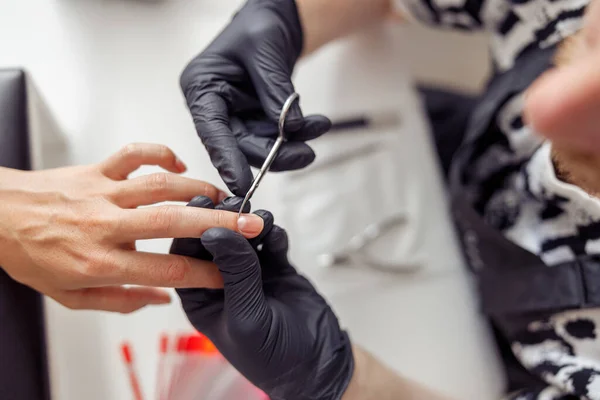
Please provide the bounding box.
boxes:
[237,214,264,237]
[218,191,228,203]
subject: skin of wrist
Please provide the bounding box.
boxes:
[342,346,369,400]
[0,168,29,265]
[296,0,395,56]
[0,167,28,190]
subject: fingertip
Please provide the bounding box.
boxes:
[202,226,238,238]
[237,214,264,238]
[253,210,274,231]
[269,99,304,132]
[170,235,213,261]
[201,227,244,249]
[264,225,289,254]
[307,114,332,129]
[175,157,188,173]
[525,60,600,153]
[216,196,248,213]
[179,59,198,93]
[270,143,316,171]
[524,70,562,137]
[218,191,229,203]
[284,117,304,133]
[187,196,215,209]
[285,103,304,131]
[247,210,274,247]
[290,114,331,142]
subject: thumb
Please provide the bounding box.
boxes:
[584,0,600,49]
[525,55,600,152]
[201,228,269,321]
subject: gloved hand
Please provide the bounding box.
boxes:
[180,0,332,196]
[171,197,354,400]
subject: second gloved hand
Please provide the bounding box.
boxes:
[171,197,354,400]
[180,0,331,196]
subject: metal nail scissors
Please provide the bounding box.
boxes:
[238,93,300,216]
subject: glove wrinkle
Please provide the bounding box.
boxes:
[171,196,354,399]
[180,0,329,193]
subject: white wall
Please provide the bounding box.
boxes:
[0,1,497,399]
[1,2,252,399]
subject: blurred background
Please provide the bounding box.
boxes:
[0,0,500,399]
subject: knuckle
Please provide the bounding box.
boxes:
[105,183,122,203]
[80,258,102,279]
[80,250,113,280]
[180,61,198,91]
[102,212,121,237]
[111,209,128,234]
[211,210,226,228]
[246,21,276,42]
[147,173,172,196]
[212,210,235,229]
[120,143,141,160]
[86,207,119,237]
[89,206,112,226]
[150,207,177,233]
[162,258,190,285]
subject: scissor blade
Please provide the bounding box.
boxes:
[237,136,286,216]
[237,190,254,218]
[236,92,298,217]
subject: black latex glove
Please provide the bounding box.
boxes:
[180,0,332,196]
[171,197,354,400]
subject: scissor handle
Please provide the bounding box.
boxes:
[278,93,300,140]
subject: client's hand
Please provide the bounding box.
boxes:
[525,0,600,194]
[172,196,354,400]
[0,143,265,313]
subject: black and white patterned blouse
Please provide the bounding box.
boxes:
[393,0,600,398]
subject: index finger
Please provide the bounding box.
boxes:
[187,91,254,195]
[115,205,264,241]
[525,57,600,152]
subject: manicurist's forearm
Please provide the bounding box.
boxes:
[297,0,395,55]
[343,346,455,400]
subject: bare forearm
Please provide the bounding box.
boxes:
[343,346,454,400]
[297,0,394,55]
[0,167,25,189]
[0,167,27,265]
